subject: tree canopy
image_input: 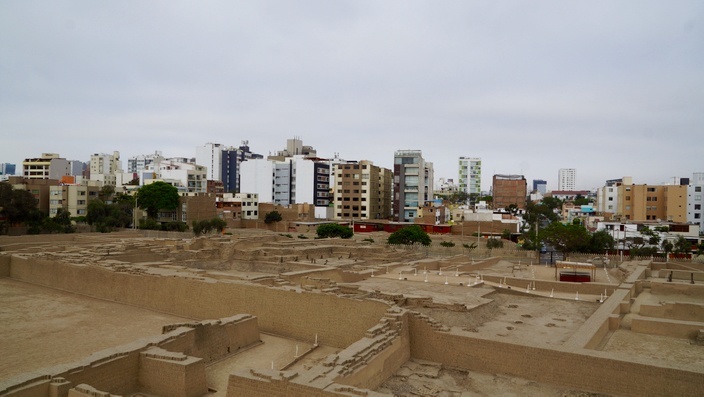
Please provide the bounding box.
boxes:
[387,225,431,245]
[264,211,283,224]
[316,223,353,239]
[136,182,180,219]
[0,182,38,227]
[540,222,590,257]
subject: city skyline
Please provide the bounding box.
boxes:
[2,1,703,191]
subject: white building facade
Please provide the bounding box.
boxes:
[458,157,481,198]
[688,172,704,234]
[558,168,576,191]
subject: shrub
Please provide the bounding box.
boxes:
[486,238,504,249]
[265,211,283,224]
[316,223,353,239]
[387,225,431,246]
[440,241,455,247]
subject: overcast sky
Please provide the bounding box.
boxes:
[1,1,702,191]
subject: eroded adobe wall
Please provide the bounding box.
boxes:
[8,255,389,349]
[1,315,260,397]
[408,312,704,397]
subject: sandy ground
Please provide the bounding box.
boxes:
[378,359,612,397]
[0,278,190,380]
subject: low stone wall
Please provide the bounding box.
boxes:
[651,281,704,299]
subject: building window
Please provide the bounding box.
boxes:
[696,186,702,192]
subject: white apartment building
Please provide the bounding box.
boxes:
[144,159,207,193]
[596,177,632,214]
[196,143,224,182]
[688,172,704,234]
[127,151,165,174]
[240,156,330,219]
[458,157,481,199]
[89,152,122,186]
[558,168,576,191]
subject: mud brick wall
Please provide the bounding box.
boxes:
[160,315,260,363]
[408,313,704,397]
[0,255,9,277]
[630,316,703,339]
[639,301,704,322]
[334,313,411,390]
[8,256,389,349]
[226,370,390,397]
[59,353,140,396]
[651,281,704,298]
[138,347,207,397]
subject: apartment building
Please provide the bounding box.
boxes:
[616,183,687,222]
[240,156,330,219]
[216,193,259,221]
[558,168,576,191]
[458,157,481,202]
[596,177,632,214]
[492,174,527,210]
[196,142,262,193]
[89,152,121,186]
[22,153,70,180]
[393,150,434,222]
[144,159,207,193]
[127,151,164,174]
[687,172,704,234]
[332,160,392,221]
[49,184,100,217]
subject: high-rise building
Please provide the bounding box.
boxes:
[558,168,576,191]
[532,179,547,194]
[240,156,330,219]
[458,157,481,202]
[492,174,527,210]
[393,150,434,222]
[333,160,392,220]
[0,163,16,176]
[196,142,263,193]
[596,177,632,214]
[687,172,704,234]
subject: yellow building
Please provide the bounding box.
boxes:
[617,184,687,222]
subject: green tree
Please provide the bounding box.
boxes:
[0,183,38,226]
[587,230,615,254]
[486,238,504,249]
[673,235,692,254]
[387,225,431,245]
[264,211,283,224]
[541,222,591,258]
[136,182,180,219]
[661,239,674,255]
[505,204,519,216]
[316,223,353,239]
[501,229,512,240]
[572,195,589,206]
[639,226,660,246]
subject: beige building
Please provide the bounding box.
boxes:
[22,153,70,180]
[49,184,100,218]
[617,184,687,222]
[333,160,392,220]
